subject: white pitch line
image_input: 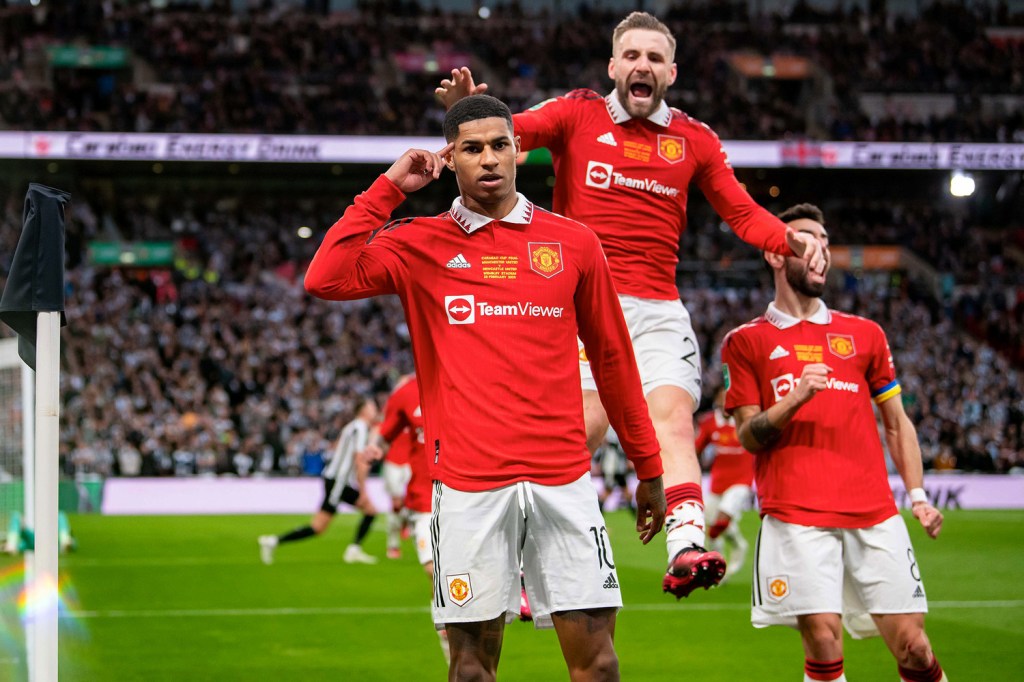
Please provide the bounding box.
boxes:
[63,600,1024,620]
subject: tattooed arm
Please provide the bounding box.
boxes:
[733,362,833,452]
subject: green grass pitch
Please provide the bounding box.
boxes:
[1,509,1021,681]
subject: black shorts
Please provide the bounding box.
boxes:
[320,477,360,514]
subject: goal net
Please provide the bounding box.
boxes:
[0,337,29,543]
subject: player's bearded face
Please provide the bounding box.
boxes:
[785,258,826,298]
[610,29,677,119]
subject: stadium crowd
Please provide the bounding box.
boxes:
[0,176,1020,479]
[0,0,1023,141]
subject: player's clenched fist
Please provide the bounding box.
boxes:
[384,144,455,193]
[912,502,943,539]
[792,363,833,404]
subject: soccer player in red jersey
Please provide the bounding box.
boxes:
[376,374,452,663]
[379,374,416,560]
[721,204,947,682]
[436,11,825,597]
[694,386,754,582]
[305,94,666,681]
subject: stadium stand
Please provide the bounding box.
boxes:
[1,0,1023,140]
[0,0,1020,476]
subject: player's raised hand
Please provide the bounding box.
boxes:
[634,476,666,544]
[360,444,385,463]
[384,144,454,193]
[435,67,488,110]
[792,363,833,404]
[912,501,943,539]
[786,227,826,276]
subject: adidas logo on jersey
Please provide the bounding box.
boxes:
[603,573,619,589]
[446,253,471,269]
[769,345,790,360]
[912,585,925,599]
[596,132,617,146]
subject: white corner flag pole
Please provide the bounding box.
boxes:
[30,311,61,682]
[21,353,35,682]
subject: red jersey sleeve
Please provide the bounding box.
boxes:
[691,126,794,257]
[694,413,714,455]
[512,93,580,154]
[721,329,762,414]
[379,393,409,444]
[304,175,408,300]
[574,229,662,480]
[867,322,901,404]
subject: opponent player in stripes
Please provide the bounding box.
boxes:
[258,397,382,565]
[721,203,947,682]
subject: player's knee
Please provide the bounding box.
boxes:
[449,653,497,682]
[569,648,619,682]
[800,618,842,659]
[896,628,933,669]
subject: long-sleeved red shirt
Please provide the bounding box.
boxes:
[305,175,662,492]
[514,90,795,300]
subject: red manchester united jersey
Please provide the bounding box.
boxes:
[379,376,431,513]
[695,410,754,495]
[513,90,794,300]
[721,301,902,527]
[305,176,662,492]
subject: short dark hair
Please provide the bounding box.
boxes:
[777,203,825,226]
[763,203,826,275]
[443,95,514,142]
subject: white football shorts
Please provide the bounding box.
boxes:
[431,473,622,630]
[705,484,754,521]
[752,514,929,639]
[579,294,701,408]
[411,511,433,566]
[382,461,412,499]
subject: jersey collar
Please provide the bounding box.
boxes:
[605,91,673,127]
[764,300,831,329]
[448,193,535,234]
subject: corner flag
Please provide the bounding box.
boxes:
[0,183,70,369]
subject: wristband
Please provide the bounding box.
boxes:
[908,487,928,504]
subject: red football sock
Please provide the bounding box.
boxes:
[665,482,702,511]
[899,656,944,682]
[805,658,844,681]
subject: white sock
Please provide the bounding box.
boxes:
[386,512,402,550]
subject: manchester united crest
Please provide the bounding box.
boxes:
[529,242,563,278]
[767,575,790,603]
[827,333,857,359]
[658,135,685,164]
[446,573,474,607]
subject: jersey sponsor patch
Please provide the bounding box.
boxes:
[766,575,789,603]
[445,295,475,324]
[768,345,789,360]
[529,242,563,278]
[722,363,731,390]
[827,333,856,359]
[596,131,617,146]
[446,573,474,607]
[586,160,613,188]
[657,134,685,163]
[770,372,861,402]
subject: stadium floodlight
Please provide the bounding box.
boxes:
[949,170,976,198]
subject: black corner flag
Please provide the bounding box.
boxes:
[0,183,70,370]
